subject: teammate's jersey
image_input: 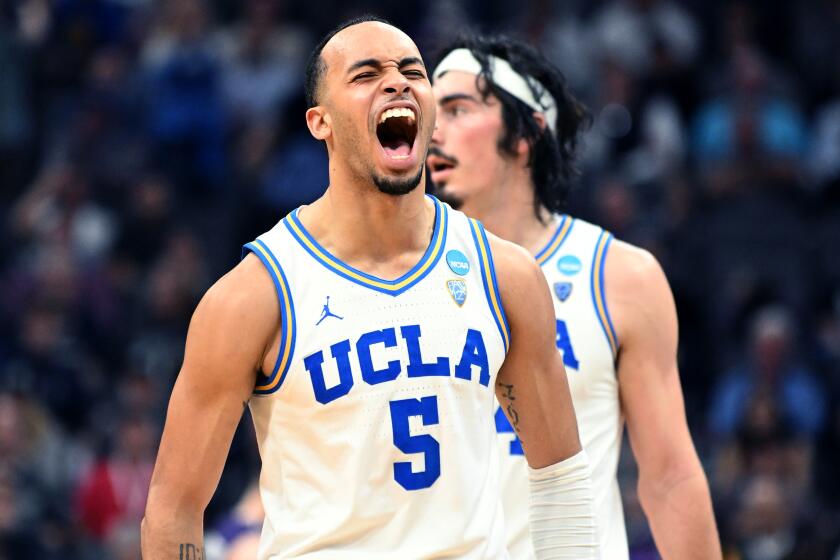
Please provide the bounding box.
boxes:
[495,215,628,559]
[244,196,511,559]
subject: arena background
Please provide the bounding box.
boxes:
[1,0,839,558]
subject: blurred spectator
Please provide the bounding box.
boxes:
[10,163,118,265]
[582,56,686,191]
[2,298,104,432]
[55,46,146,195]
[590,0,700,79]
[0,392,90,557]
[709,305,826,439]
[727,475,799,560]
[218,0,310,128]
[142,0,227,191]
[692,45,806,195]
[128,228,208,384]
[75,414,157,541]
[115,173,175,268]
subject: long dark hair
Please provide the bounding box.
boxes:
[435,34,591,218]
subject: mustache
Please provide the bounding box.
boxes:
[427,147,458,166]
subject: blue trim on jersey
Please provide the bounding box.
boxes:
[589,231,619,357]
[599,234,619,353]
[535,215,575,266]
[282,195,448,296]
[469,219,511,352]
[242,240,297,395]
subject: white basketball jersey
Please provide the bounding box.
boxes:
[495,216,628,559]
[243,196,512,559]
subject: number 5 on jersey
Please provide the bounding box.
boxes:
[389,396,441,490]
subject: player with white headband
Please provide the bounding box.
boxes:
[428,35,721,559]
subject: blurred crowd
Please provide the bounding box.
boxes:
[0,0,839,558]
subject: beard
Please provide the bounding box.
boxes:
[427,177,464,209]
[429,182,464,209]
[372,165,425,196]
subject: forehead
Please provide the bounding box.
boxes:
[322,21,422,74]
[433,71,480,100]
[433,70,500,107]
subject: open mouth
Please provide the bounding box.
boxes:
[427,152,457,184]
[377,107,418,159]
[429,160,455,174]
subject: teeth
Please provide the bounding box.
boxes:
[379,107,416,124]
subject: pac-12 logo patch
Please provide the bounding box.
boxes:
[557,255,582,276]
[447,279,467,306]
[446,250,470,275]
[554,282,573,302]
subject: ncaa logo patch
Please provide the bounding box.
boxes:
[554,282,573,302]
[447,279,467,306]
[446,250,470,276]
[557,255,582,276]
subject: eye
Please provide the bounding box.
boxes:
[445,104,467,117]
[352,72,376,82]
[404,70,426,79]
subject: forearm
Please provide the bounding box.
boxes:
[639,471,721,560]
[529,450,599,559]
[141,501,206,559]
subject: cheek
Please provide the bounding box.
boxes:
[456,122,500,167]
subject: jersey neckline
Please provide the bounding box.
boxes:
[283,195,448,296]
[535,214,575,266]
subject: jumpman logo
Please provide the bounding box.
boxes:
[316,296,343,326]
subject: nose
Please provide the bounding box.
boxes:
[382,70,411,96]
[431,118,444,145]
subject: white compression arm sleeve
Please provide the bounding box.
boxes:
[528,449,599,559]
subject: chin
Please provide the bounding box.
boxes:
[373,165,425,196]
[430,184,463,209]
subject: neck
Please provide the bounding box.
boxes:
[299,168,433,266]
[467,173,557,256]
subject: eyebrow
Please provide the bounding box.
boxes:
[438,93,480,105]
[347,56,426,74]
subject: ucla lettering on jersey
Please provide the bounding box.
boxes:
[243,195,512,559]
[495,215,628,560]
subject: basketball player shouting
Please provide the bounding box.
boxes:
[142,18,599,559]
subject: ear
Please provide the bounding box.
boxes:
[515,111,549,158]
[306,106,332,141]
[531,111,548,134]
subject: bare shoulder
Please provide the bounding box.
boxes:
[197,253,279,325]
[604,238,677,344]
[186,253,281,371]
[605,239,668,291]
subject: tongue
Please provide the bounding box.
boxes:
[383,140,411,158]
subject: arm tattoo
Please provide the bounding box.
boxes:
[179,543,204,559]
[497,382,524,442]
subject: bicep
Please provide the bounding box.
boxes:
[610,248,700,477]
[493,240,581,468]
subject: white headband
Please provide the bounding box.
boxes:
[433,48,558,134]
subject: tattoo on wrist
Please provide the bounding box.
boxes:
[179,543,203,559]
